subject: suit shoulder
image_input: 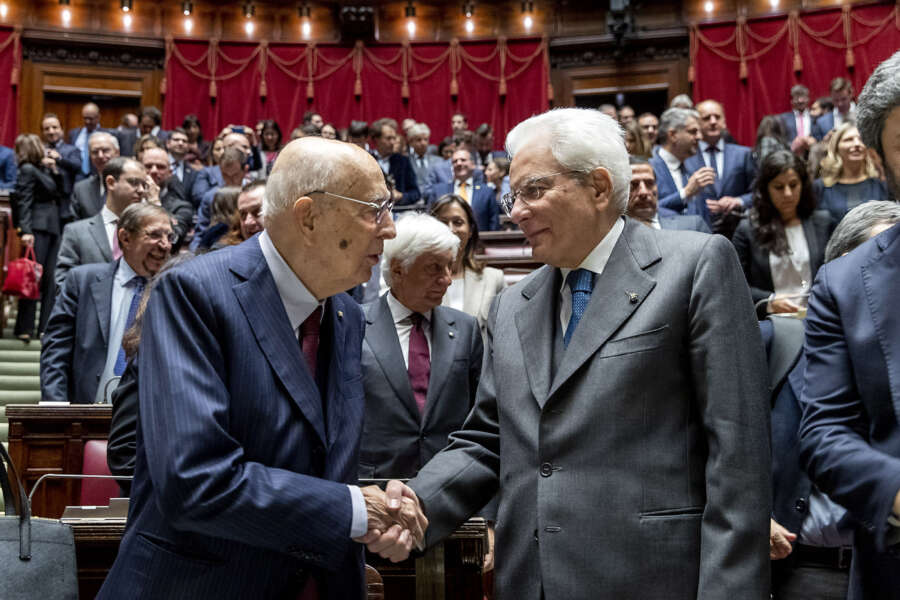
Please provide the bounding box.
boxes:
[61,216,94,234]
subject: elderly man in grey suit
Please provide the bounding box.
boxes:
[627,157,711,233]
[370,108,772,598]
[359,213,481,480]
[56,157,147,287]
[407,124,442,202]
[71,132,120,219]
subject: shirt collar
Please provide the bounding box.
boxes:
[101,205,118,225]
[658,147,682,170]
[258,230,323,333]
[698,138,725,153]
[560,217,625,291]
[114,257,139,287]
[455,176,474,188]
[650,214,661,228]
[386,290,432,325]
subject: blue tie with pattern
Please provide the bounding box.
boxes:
[564,268,595,347]
[113,276,147,376]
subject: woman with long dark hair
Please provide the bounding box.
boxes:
[732,149,834,317]
[181,114,210,162]
[259,119,283,174]
[11,133,66,340]
[430,194,505,335]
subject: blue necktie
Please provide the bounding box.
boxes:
[113,276,147,376]
[80,134,91,176]
[707,146,719,177]
[679,163,689,188]
[564,269,595,347]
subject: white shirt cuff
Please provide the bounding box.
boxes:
[348,485,368,538]
[679,188,687,200]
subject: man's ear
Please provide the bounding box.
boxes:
[389,258,404,285]
[290,195,316,240]
[105,174,116,190]
[117,228,130,252]
[589,167,613,211]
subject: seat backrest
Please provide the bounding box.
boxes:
[365,564,384,600]
[79,439,120,506]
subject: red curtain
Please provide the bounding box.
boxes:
[162,37,549,150]
[692,4,900,146]
[0,27,21,148]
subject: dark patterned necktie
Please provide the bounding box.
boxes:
[407,313,430,415]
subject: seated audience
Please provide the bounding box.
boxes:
[71,131,120,219]
[0,143,16,189]
[166,127,197,202]
[624,120,651,159]
[191,146,251,250]
[208,135,225,166]
[430,194,506,335]
[811,77,856,141]
[11,133,67,340]
[626,157,710,232]
[473,123,505,168]
[347,120,369,148]
[140,147,193,251]
[618,105,635,126]
[302,110,324,131]
[451,112,468,134]
[430,149,499,232]
[408,123,442,202]
[370,117,421,206]
[650,107,714,218]
[670,93,694,109]
[359,212,481,480]
[437,136,455,160]
[813,122,889,223]
[798,50,900,600]
[732,150,834,317]
[56,157,147,287]
[41,203,174,404]
[598,103,618,119]
[810,96,833,121]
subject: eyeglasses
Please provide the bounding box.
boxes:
[307,190,394,224]
[143,228,177,244]
[500,170,582,216]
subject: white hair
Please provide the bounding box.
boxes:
[504,107,631,214]
[261,142,337,220]
[89,131,119,151]
[381,212,460,287]
[408,123,431,140]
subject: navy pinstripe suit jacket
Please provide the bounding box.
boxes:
[98,235,368,599]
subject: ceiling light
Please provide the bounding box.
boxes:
[243,2,254,18]
[0,3,8,19]
[407,19,416,36]
[184,17,193,32]
[121,0,132,13]
[62,8,71,23]
[301,20,311,37]
[123,13,132,27]
[462,2,474,18]
[704,1,713,12]
[245,20,254,35]
[465,18,474,33]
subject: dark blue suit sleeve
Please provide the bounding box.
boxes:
[137,268,355,565]
[798,265,900,551]
[396,157,421,206]
[39,269,80,403]
[1,149,17,190]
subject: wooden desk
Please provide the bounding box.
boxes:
[6,404,112,518]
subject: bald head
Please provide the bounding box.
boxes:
[82,102,100,132]
[696,99,726,145]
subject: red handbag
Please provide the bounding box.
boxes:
[2,246,43,300]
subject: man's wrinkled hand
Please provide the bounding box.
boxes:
[354,480,428,562]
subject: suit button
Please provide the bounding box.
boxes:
[795,498,807,512]
[540,463,553,477]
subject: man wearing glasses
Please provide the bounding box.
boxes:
[99,137,427,599]
[389,108,772,599]
[41,202,174,405]
[55,156,149,287]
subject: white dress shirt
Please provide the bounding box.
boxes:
[698,138,725,175]
[258,231,368,539]
[658,147,688,199]
[96,258,140,403]
[101,205,118,253]
[649,214,662,230]
[377,155,391,175]
[768,223,811,307]
[385,291,433,368]
[558,217,625,332]
[793,109,812,138]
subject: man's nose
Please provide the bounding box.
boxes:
[378,212,397,239]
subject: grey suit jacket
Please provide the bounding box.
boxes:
[410,153,442,202]
[659,213,712,233]
[56,213,113,287]
[71,175,105,220]
[359,296,482,480]
[410,217,772,600]
[441,266,506,337]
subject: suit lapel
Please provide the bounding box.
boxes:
[423,307,455,427]
[323,297,346,448]
[90,261,118,346]
[89,214,113,261]
[231,241,327,446]
[515,266,557,408]
[802,217,824,277]
[862,226,900,418]
[366,296,420,422]
[548,219,659,401]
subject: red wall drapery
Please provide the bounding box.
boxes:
[0,27,21,148]
[162,37,549,149]
[692,4,900,146]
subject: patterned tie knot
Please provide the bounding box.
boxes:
[566,269,594,295]
[302,306,323,339]
[130,275,147,294]
[707,145,718,153]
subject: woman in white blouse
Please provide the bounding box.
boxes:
[732,150,835,318]
[431,194,506,335]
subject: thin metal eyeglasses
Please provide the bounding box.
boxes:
[307,190,395,224]
[500,170,582,216]
[143,229,178,244]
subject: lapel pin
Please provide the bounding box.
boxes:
[448,331,455,338]
[627,291,639,304]
[337,310,344,319]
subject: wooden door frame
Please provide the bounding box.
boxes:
[551,58,690,109]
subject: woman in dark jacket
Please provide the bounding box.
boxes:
[11,133,65,340]
[732,149,835,318]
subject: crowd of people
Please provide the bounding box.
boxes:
[0,48,899,599]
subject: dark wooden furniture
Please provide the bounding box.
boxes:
[6,404,113,518]
[478,229,542,283]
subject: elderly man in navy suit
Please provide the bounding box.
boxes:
[684,100,757,234]
[798,50,900,600]
[97,137,426,599]
[626,157,710,233]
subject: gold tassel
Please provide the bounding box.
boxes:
[739,60,747,79]
[160,76,167,95]
[845,48,854,69]
[354,77,362,96]
[210,80,217,98]
[259,79,267,98]
[498,78,507,96]
[547,82,554,101]
[10,66,19,86]
[307,80,314,100]
[688,65,695,82]
[793,53,802,72]
[450,77,458,96]
[401,82,410,99]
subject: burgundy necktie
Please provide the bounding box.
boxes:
[407,313,430,415]
[300,306,322,376]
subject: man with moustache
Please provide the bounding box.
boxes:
[626,157,710,233]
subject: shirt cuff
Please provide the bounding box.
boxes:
[679,188,687,200]
[348,485,368,539]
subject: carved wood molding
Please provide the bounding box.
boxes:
[21,31,164,69]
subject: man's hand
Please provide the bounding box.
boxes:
[354,480,428,562]
[683,167,716,197]
[706,196,743,214]
[483,524,495,573]
[145,175,161,205]
[769,296,804,314]
[770,518,796,559]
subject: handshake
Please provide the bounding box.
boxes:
[354,480,428,563]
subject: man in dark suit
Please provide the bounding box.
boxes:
[779,84,817,155]
[407,123,443,203]
[56,157,146,287]
[141,147,193,251]
[70,132,120,220]
[68,102,106,179]
[381,108,772,598]
[626,157,711,233]
[430,149,499,232]
[166,127,197,201]
[812,78,857,141]
[685,100,757,234]
[0,144,15,190]
[97,138,426,599]
[138,105,168,143]
[798,50,900,600]
[649,107,716,221]
[190,131,253,208]
[370,118,420,206]
[360,213,481,480]
[40,113,82,205]
[190,147,250,251]
[113,113,139,157]
[41,203,173,405]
